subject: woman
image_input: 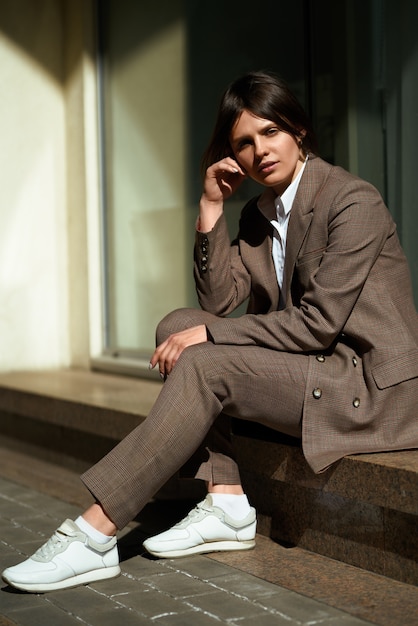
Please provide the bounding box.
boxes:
[3,71,418,593]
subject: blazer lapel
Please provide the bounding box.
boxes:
[282,157,332,305]
[256,189,281,310]
[283,196,313,305]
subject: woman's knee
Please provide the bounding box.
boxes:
[156,308,218,345]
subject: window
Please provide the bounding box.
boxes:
[94,0,418,375]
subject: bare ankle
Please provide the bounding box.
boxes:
[82,503,118,536]
[207,482,244,495]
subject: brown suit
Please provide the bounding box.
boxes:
[195,155,418,472]
[82,156,418,529]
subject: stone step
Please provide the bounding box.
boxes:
[0,369,416,588]
[233,422,418,586]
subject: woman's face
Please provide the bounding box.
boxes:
[229,109,305,195]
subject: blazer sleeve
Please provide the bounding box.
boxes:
[203,177,395,352]
[194,211,252,316]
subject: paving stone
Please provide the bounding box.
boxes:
[256,588,344,623]
[209,571,285,600]
[162,555,237,580]
[0,588,46,612]
[11,516,58,537]
[91,574,150,599]
[1,604,80,625]
[118,554,166,580]
[47,585,155,624]
[0,481,31,500]
[84,607,151,626]
[116,587,193,618]
[140,571,218,599]
[0,500,35,522]
[187,588,268,621]
[235,612,304,626]
[153,609,223,625]
[3,489,79,522]
[0,524,40,549]
[318,617,375,626]
[0,543,17,559]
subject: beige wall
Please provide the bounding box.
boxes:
[0,0,100,371]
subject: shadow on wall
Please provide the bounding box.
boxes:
[0,0,96,84]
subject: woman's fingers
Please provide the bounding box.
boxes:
[203,158,246,202]
[149,325,208,378]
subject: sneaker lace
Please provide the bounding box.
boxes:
[35,529,70,559]
[176,500,213,526]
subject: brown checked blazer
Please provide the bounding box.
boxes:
[194,155,418,473]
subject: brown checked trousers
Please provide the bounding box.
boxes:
[81,307,308,529]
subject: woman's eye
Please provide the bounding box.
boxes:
[266,127,279,136]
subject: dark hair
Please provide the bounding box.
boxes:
[202,71,318,172]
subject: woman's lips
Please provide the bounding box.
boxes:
[259,161,277,173]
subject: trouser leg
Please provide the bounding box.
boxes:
[156,308,239,482]
[81,311,308,529]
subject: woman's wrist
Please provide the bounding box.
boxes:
[198,196,223,232]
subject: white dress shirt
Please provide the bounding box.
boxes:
[257,158,307,308]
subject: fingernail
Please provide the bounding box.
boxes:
[149,362,153,369]
[160,372,165,380]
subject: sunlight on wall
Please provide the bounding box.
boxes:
[0,32,69,369]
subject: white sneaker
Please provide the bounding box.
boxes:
[143,495,256,558]
[2,519,120,593]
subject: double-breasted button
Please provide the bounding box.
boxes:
[353,397,360,408]
[316,355,325,363]
[313,388,322,399]
[352,356,358,367]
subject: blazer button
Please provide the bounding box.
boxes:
[352,356,358,367]
[316,355,325,363]
[313,388,322,399]
[353,397,360,408]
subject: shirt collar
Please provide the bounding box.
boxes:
[276,157,307,217]
[258,156,308,221]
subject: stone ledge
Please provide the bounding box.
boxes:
[0,368,416,584]
[0,368,416,514]
[233,423,418,517]
[233,432,418,585]
[0,368,160,440]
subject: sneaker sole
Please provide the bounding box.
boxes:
[2,565,121,593]
[144,539,256,558]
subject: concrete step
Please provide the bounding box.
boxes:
[0,369,416,588]
[233,423,418,587]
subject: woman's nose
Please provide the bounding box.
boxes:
[254,138,268,158]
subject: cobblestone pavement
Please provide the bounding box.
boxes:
[0,476,374,626]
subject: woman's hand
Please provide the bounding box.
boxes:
[199,157,246,232]
[149,324,208,378]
